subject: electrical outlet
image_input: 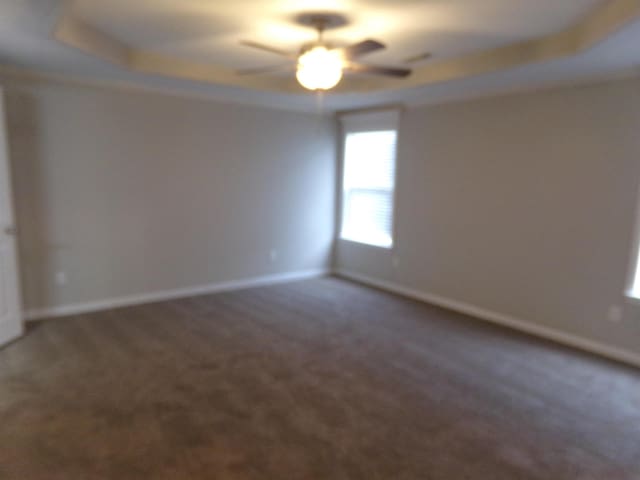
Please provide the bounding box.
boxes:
[607,305,623,323]
[55,271,67,286]
[269,249,278,262]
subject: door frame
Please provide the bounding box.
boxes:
[0,87,24,347]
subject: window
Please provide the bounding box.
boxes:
[627,203,640,300]
[339,110,399,248]
[630,266,640,299]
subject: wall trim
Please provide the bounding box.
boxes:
[0,319,24,348]
[2,61,639,116]
[335,269,640,369]
[23,266,640,368]
[0,65,317,115]
[25,269,329,322]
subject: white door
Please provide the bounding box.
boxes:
[0,88,23,347]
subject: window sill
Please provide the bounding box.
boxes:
[338,237,394,251]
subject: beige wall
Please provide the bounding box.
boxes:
[336,78,640,358]
[4,81,335,311]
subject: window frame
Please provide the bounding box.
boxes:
[624,183,640,303]
[337,109,400,250]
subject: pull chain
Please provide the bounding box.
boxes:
[315,90,325,115]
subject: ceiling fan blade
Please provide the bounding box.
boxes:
[337,39,385,60]
[236,64,295,76]
[347,63,412,78]
[404,52,432,64]
[239,40,297,58]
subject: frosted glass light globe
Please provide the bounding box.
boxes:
[296,46,343,91]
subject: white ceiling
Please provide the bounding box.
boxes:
[73,0,604,67]
[0,0,639,113]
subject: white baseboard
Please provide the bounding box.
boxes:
[335,269,640,369]
[25,269,329,321]
[0,319,24,347]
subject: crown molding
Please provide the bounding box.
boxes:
[0,64,324,115]
[2,61,638,117]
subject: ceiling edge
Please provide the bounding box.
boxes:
[2,61,638,117]
[54,7,130,66]
[0,64,322,114]
[400,0,640,90]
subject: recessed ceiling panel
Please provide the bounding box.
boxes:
[74,0,606,67]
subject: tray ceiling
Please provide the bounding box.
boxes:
[72,0,604,67]
[1,0,640,111]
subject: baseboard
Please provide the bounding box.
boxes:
[335,269,640,369]
[0,319,24,347]
[25,269,329,321]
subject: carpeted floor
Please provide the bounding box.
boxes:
[0,276,639,479]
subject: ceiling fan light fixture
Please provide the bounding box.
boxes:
[296,46,343,91]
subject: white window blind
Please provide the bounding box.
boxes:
[339,110,399,248]
[630,265,640,299]
[628,224,640,300]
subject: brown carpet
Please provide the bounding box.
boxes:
[0,276,638,479]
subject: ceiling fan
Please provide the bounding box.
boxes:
[238,15,412,91]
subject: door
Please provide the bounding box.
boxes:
[0,88,23,347]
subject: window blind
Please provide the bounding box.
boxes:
[340,129,397,248]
